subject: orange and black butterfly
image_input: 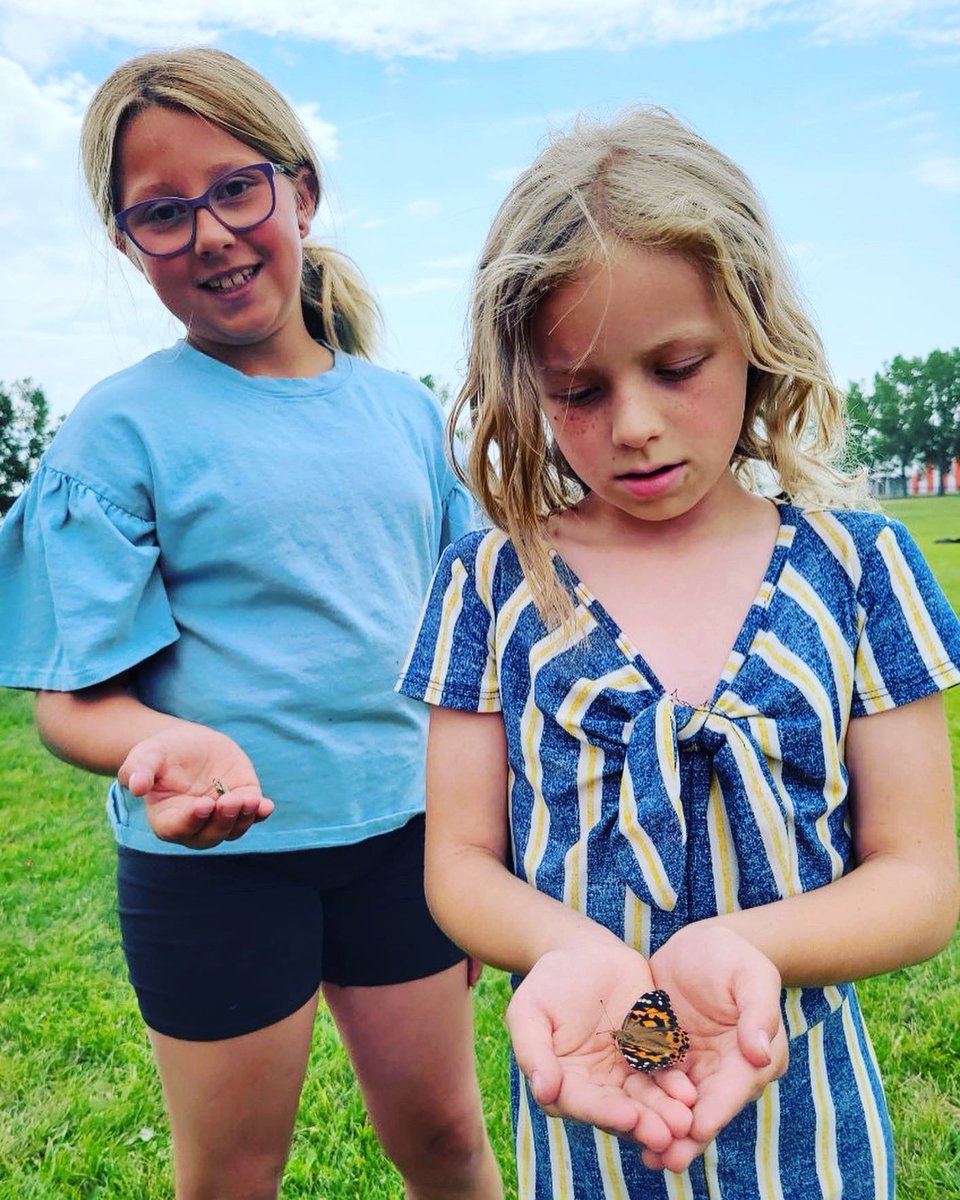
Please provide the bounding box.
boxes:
[609,989,689,1072]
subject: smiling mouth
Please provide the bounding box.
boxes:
[200,265,259,292]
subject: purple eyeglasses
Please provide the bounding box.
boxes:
[114,162,291,258]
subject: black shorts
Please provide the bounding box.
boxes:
[116,814,464,1042]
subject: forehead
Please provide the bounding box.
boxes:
[530,245,725,366]
[115,106,259,205]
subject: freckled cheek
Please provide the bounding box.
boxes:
[547,408,612,468]
[546,407,602,437]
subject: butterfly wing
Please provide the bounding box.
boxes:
[611,988,689,1072]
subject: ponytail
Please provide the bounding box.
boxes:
[301,244,381,360]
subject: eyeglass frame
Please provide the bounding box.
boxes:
[113,161,294,259]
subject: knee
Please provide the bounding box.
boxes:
[382,1102,491,1187]
[176,1151,285,1200]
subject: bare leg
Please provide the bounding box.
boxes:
[148,993,319,1200]
[324,962,503,1199]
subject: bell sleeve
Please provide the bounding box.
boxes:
[0,464,179,690]
[440,476,479,553]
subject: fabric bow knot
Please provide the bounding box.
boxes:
[611,691,799,916]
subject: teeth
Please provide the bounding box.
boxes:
[205,267,255,291]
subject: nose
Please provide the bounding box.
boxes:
[193,204,236,255]
[609,382,663,448]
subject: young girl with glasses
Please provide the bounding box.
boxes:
[397,106,960,1197]
[0,48,502,1200]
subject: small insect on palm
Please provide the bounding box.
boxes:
[605,989,689,1072]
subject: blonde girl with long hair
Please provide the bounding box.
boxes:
[398,107,960,1197]
[0,48,502,1200]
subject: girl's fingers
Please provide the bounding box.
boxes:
[149,795,216,842]
[643,1134,706,1174]
[542,1074,657,1138]
[118,748,163,794]
[147,786,274,848]
[622,1071,695,1139]
[649,1064,698,1105]
[629,1106,680,1155]
[687,1045,782,1146]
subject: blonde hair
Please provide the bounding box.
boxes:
[453,106,868,627]
[80,47,379,357]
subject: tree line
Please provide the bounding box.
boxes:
[846,348,960,494]
[0,379,52,517]
[2,349,959,514]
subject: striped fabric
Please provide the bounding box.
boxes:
[397,504,960,1199]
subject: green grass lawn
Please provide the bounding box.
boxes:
[2,497,958,1198]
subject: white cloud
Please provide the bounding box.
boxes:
[4,1,960,68]
[0,56,86,170]
[0,55,194,414]
[917,154,960,193]
[809,1,960,45]
[294,101,340,160]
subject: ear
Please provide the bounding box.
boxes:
[293,167,319,237]
[110,222,145,273]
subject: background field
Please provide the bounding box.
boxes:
[1,496,958,1198]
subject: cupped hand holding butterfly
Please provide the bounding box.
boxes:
[641,923,788,1172]
[505,940,698,1155]
[118,725,274,849]
[506,925,786,1171]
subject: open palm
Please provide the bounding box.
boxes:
[642,924,788,1172]
[118,725,273,849]
[505,942,697,1154]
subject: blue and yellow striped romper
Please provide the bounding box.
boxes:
[397,504,960,1199]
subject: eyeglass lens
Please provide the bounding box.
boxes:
[121,165,276,256]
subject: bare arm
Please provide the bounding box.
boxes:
[35,679,273,848]
[425,705,786,1166]
[424,705,626,971]
[705,691,959,986]
[36,677,198,773]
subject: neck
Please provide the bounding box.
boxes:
[187,327,333,379]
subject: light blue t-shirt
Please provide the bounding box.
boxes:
[0,341,474,853]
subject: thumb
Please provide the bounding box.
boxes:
[505,998,563,1106]
[734,971,783,1069]
[118,743,166,796]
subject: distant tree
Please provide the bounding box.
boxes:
[844,380,878,470]
[918,348,960,493]
[419,374,453,408]
[0,379,54,516]
[855,355,932,492]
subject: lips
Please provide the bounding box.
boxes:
[615,462,685,498]
[617,463,679,480]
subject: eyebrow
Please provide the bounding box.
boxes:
[124,161,259,202]
[536,327,718,375]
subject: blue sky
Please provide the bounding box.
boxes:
[1,2,958,416]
